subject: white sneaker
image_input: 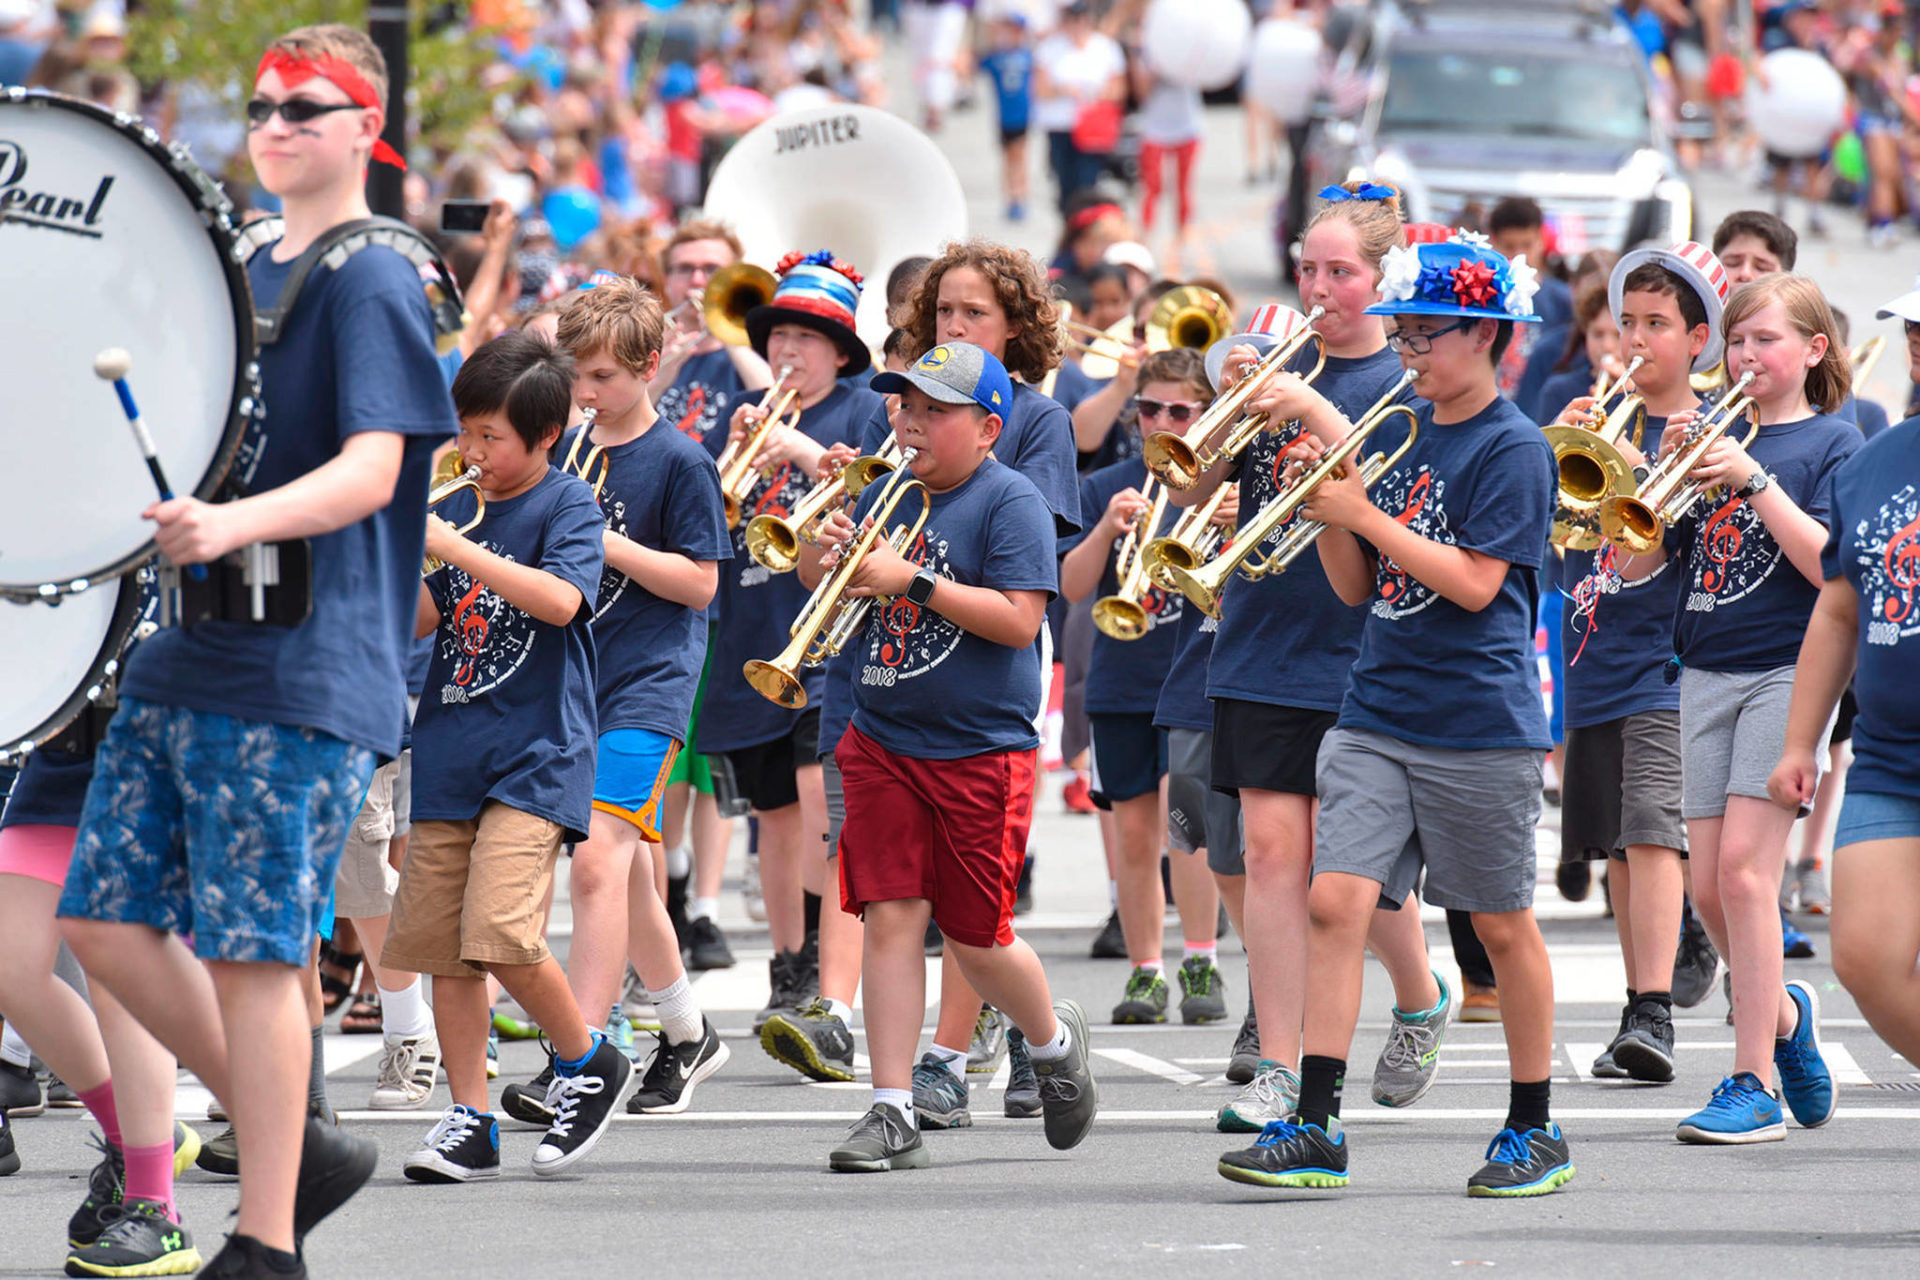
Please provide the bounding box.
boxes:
[369,1030,441,1111]
[744,853,767,923]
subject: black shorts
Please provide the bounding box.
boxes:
[1831,685,1858,745]
[1089,712,1166,806]
[1562,711,1688,863]
[1211,698,1337,799]
[715,709,822,813]
[999,126,1028,149]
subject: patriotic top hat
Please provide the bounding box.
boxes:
[1608,241,1731,373]
[1203,303,1314,390]
[1368,229,1543,323]
[746,250,871,375]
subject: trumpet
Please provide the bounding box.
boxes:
[1142,306,1326,490]
[1851,334,1887,388]
[745,433,904,575]
[1544,357,1646,551]
[1597,371,1758,555]
[559,407,606,499]
[701,262,777,347]
[716,367,804,528]
[743,454,932,708]
[1091,478,1171,641]
[1143,285,1234,354]
[1166,369,1421,618]
[1139,481,1234,591]
[423,449,485,575]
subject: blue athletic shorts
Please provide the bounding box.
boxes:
[592,728,681,842]
[1835,790,1920,850]
[58,697,375,965]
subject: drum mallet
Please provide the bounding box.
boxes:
[94,348,207,582]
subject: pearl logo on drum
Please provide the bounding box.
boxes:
[0,139,115,239]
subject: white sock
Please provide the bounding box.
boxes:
[0,1022,29,1068]
[649,975,705,1045]
[823,998,854,1026]
[665,843,691,879]
[1027,1020,1072,1063]
[1184,942,1218,964]
[1135,958,1164,974]
[690,896,719,923]
[928,1042,967,1081]
[1107,881,1119,907]
[378,980,433,1040]
[873,1086,914,1125]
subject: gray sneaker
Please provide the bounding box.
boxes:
[967,1006,1008,1074]
[1004,1028,1041,1118]
[1796,860,1830,914]
[1216,1060,1300,1133]
[1033,999,1098,1150]
[911,1054,971,1129]
[1591,1004,1631,1080]
[1371,971,1451,1108]
[1177,955,1229,1024]
[829,1103,930,1172]
[1672,908,1720,1008]
[1225,1002,1261,1085]
[1112,966,1170,1024]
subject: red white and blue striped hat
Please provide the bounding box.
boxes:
[1204,303,1313,390]
[745,250,870,374]
[1609,241,1730,372]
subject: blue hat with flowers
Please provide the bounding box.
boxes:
[746,250,871,375]
[1366,230,1544,324]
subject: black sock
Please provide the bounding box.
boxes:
[1637,990,1673,1013]
[308,1023,333,1121]
[1625,988,1637,1003]
[803,890,822,937]
[1297,1055,1345,1129]
[1505,1078,1552,1133]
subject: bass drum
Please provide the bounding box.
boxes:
[0,574,144,763]
[0,89,257,600]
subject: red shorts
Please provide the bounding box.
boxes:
[834,725,1036,948]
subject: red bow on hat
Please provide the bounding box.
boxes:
[256,50,407,171]
[1450,260,1496,308]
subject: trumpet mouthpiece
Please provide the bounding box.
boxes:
[93,348,132,380]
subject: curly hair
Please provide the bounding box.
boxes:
[897,239,1063,385]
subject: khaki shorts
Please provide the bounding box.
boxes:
[333,755,403,919]
[381,803,565,977]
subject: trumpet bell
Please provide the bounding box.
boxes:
[1598,494,1663,556]
[1145,286,1233,352]
[703,263,777,347]
[1165,557,1230,620]
[743,658,808,709]
[1140,539,1201,591]
[1141,432,1203,491]
[1543,423,1638,511]
[744,515,802,574]
[843,456,895,497]
[1091,596,1152,641]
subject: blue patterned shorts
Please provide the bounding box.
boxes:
[58,697,376,965]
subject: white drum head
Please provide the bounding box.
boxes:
[0,92,253,596]
[0,579,135,758]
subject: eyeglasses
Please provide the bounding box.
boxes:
[1386,318,1475,356]
[246,97,366,126]
[1906,319,1920,337]
[667,262,729,279]
[1136,398,1202,424]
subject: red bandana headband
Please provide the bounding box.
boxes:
[257,49,407,171]
[1067,202,1123,233]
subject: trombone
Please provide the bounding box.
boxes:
[743,455,932,709]
[423,450,485,575]
[1166,369,1421,619]
[1091,477,1170,641]
[1144,286,1234,353]
[1852,334,1887,388]
[1142,305,1327,490]
[1597,371,1758,555]
[1139,481,1234,592]
[745,434,904,574]
[716,367,804,528]
[559,407,606,499]
[1544,357,1646,551]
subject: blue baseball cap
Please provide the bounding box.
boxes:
[871,342,1013,417]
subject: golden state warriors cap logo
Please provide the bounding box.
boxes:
[922,346,951,369]
[990,389,1002,406]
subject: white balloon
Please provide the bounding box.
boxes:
[1142,0,1251,92]
[1245,17,1321,123]
[1747,48,1847,159]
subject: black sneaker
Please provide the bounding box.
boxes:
[402,1105,501,1183]
[1033,999,1098,1150]
[967,1006,1008,1074]
[684,916,736,971]
[1611,999,1676,1083]
[1004,1028,1041,1119]
[753,950,805,1033]
[1112,965,1169,1024]
[1226,1003,1261,1085]
[294,1114,377,1242]
[0,1109,16,1177]
[1672,907,1720,1008]
[797,932,820,1003]
[195,1125,237,1176]
[924,918,944,956]
[196,1233,307,1279]
[629,1020,730,1114]
[1467,1124,1575,1197]
[1555,859,1591,903]
[1177,955,1228,1024]
[1089,911,1127,960]
[0,1059,43,1117]
[45,1074,80,1108]
[761,999,856,1083]
[64,1197,198,1277]
[911,1054,972,1129]
[502,1044,558,1127]
[69,1136,124,1247]
[666,871,691,950]
[1591,1004,1630,1080]
[1217,1116,1349,1189]
[532,1038,635,1176]
[829,1103,929,1172]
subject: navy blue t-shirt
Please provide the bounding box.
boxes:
[1534,357,1594,427]
[0,749,93,830]
[415,468,605,842]
[122,241,457,760]
[1062,458,1186,716]
[1153,607,1217,732]
[560,419,732,741]
[1208,348,1408,712]
[658,348,746,448]
[1821,423,1920,798]
[1558,411,1688,728]
[814,408,896,762]
[1843,394,1892,441]
[847,458,1059,758]
[1671,413,1861,672]
[703,382,879,752]
[979,46,1033,131]
[1341,395,1557,748]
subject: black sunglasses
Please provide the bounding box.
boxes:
[246,97,365,126]
[1136,398,1201,424]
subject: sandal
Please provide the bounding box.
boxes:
[316,941,362,1015]
[340,991,383,1035]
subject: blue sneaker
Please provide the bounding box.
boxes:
[605,1003,639,1066]
[1781,908,1815,959]
[1676,1072,1786,1144]
[1774,979,1835,1128]
[1466,1124,1575,1197]
[1217,1117,1348,1189]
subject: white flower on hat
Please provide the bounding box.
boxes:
[1380,244,1422,303]
[1450,229,1492,249]
[1504,254,1541,319]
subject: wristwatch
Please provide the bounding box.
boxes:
[1734,470,1772,500]
[905,568,938,607]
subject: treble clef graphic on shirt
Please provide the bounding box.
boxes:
[675,385,708,439]
[451,578,490,687]
[878,530,931,667]
[1378,471,1432,605]
[1264,422,1306,535]
[1700,492,1744,595]
[1567,544,1619,665]
[751,462,797,522]
[1885,510,1920,624]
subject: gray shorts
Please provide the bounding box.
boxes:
[391,745,413,835]
[1166,728,1245,874]
[1562,710,1688,861]
[1679,665,1828,819]
[1313,727,1543,914]
[822,754,845,858]
[334,754,404,919]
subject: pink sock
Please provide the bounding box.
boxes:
[76,1080,121,1150]
[123,1141,176,1221]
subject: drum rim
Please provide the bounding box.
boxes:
[0,89,260,601]
[0,573,143,762]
